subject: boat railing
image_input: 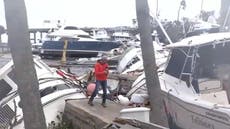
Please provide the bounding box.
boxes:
[179,47,193,80]
[0,104,15,129]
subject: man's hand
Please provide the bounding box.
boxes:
[104,69,109,75]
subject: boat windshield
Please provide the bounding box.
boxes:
[0,79,13,101]
[195,43,230,80]
[40,84,70,97]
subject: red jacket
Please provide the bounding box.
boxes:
[94,62,108,81]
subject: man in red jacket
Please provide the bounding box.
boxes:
[88,56,109,107]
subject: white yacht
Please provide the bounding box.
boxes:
[0,55,86,129]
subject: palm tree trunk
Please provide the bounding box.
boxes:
[136,0,168,127]
[4,0,47,129]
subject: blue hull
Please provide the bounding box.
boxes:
[40,40,122,58]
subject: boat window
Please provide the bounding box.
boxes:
[165,48,193,84]
[40,84,70,97]
[0,104,15,128]
[196,43,230,80]
[0,79,13,101]
[64,26,78,30]
[40,87,56,97]
[125,56,140,70]
[7,68,18,84]
[189,43,230,93]
[59,37,79,42]
[78,35,92,39]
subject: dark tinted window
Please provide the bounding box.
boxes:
[0,79,13,101]
[196,43,230,79]
[165,48,193,85]
[40,84,70,97]
[7,68,18,84]
[64,26,78,30]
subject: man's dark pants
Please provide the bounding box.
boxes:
[89,80,107,104]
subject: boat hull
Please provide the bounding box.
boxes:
[163,89,230,129]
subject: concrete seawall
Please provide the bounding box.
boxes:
[63,98,126,129]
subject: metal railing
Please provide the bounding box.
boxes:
[0,104,15,129]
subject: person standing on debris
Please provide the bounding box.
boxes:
[88,56,109,107]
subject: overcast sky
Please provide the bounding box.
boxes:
[0,0,220,28]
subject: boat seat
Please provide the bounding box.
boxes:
[200,90,229,105]
[198,78,222,94]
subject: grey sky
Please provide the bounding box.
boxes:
[0,0,220,28]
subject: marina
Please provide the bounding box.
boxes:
[0,0,229,129]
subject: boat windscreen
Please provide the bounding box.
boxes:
[0,79,13,101]
[165,48,192,83]
[196,43,230,80]
[40,84,70,98]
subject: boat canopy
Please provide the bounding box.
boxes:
[166,32,230,48]
[165,38,230,92]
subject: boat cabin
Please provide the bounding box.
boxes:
[165,32,230,104]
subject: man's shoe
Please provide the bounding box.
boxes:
[88,101,94,106]
[101,103,107,107]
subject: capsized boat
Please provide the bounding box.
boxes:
[129,32,230,129]
[117,42,168,75]
[0,55,86,129]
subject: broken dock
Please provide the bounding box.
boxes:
[63,98,168,129]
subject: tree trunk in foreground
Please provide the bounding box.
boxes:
[136,0,168,127]
[4,0,47,129]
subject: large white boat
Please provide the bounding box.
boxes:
[0,55,86,129]
[129,32,230,129]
